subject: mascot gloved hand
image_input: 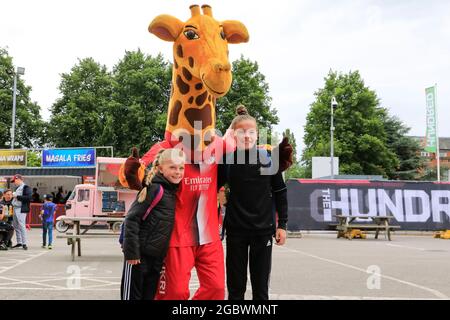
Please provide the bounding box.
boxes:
[119,147,146,191]
[276,136,294,172]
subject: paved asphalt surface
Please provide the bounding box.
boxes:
[1,229,449,300]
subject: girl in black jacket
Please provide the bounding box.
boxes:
[219,105,288,300]
[121,148,185,300]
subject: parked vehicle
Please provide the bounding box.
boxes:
[56,157,137,233]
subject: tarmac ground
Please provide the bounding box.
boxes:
[1,229,449,300]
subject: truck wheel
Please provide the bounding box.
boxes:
[112,222,122,233]
[56,220,70,233]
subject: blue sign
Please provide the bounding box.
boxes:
[42,148,96,167]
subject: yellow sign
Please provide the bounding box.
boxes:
[0,149,27,167]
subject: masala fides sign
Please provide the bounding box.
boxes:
[42,148,96,167]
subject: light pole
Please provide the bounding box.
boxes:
[11,66,25,149]
[330,97,338,179]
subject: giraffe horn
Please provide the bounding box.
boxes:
[201,4,213,17]
[190,4,200,17]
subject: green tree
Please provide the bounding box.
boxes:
[110,50,171,157]
[302,70,399,178]
[216,56,279,138]
[48,58,114,148]
[0,47,45,148]
[382,114,426,180]
[27,150,41,167]
[419,164,450,181]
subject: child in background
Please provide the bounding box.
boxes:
[218,105,288,300]
[121,148,185,300]
[40,195,56,249]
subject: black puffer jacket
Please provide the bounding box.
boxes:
[122,173,179,260]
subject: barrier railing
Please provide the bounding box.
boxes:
[26,203,66,228]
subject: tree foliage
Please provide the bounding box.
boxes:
[382,114,426,180]
[109,50,171,157]
[216,56,279,137]
[48,57,114,148]
[0,47,45,148]
[302,70,400,178]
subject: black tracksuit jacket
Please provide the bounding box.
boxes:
[218,147,288,236]
[122,173,179,260]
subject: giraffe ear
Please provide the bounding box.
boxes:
[222,20,249,44]
[149,15,184,42]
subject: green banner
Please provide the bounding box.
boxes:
[0,149,27,167]
[425,86,437,153]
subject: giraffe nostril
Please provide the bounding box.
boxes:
[214,63,231,73]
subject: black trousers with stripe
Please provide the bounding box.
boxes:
[226,234,273,300]
[120,255,164,300]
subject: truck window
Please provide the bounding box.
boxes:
[68,190,76,201]
[77,190,90,202]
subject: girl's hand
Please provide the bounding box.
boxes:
[275,228,287,246]
[127,259,141,265]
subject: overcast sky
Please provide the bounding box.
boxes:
[2,0,450,155]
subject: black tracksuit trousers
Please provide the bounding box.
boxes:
[226,234,273,300]
[120,255,164,300]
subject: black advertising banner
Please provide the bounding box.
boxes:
[287,179,450,231]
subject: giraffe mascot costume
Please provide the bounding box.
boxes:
[120,4,293,300]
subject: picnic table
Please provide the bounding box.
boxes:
[56,216,124,261]
[333,215,400,241]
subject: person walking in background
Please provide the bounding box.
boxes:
[0,190,15,250]
[31,188,41,203]
[40,195,56,249]
[55,188,65,204]
[11,174,31,250]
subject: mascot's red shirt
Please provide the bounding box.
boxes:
[141,137,228,247]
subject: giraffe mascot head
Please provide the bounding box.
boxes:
[150,4,249,152]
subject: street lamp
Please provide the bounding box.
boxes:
[11,67,25,149]
[330,97,338,179]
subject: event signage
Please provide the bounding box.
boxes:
[0,149,27,167]
[425,86,437,153]
[42,148,96,168]
[287,179,450,231]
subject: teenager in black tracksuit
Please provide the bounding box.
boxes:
[219,106,288,300]
[121,148,185,300]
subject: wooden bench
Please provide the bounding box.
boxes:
[56,216,124,261]
[333,215,401,241]
[57,233,119,261]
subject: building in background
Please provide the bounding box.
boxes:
[410,136,450,181]
[410,136,450,165]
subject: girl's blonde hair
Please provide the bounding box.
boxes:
[137,148,186,203]
[230,105,257,130]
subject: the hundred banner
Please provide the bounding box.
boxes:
[425,86,437,153]
[0,149,27,167]
[287,179,450,231]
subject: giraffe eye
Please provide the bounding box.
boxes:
[220,30,226,40]
[184,30,199,40]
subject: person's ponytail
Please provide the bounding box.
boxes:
[137,149,165,203]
